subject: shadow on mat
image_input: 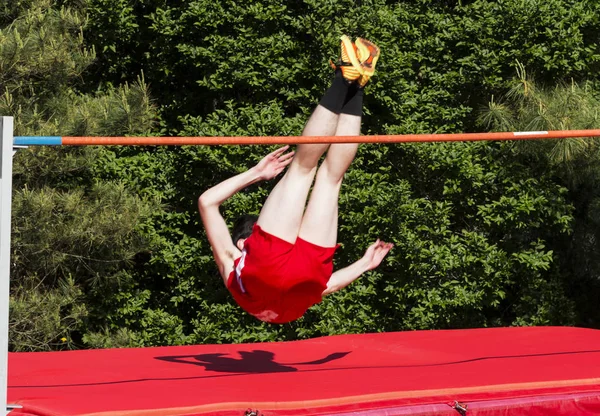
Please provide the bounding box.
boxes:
[154,350,350,373]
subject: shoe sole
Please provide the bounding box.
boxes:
[340,35,365,75]
[355,38,380,77]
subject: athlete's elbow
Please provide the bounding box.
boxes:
[198,192,214,210]
[322,281,340,296]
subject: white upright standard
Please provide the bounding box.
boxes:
[0,117,14,414]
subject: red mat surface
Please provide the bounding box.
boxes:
[7,326,600,415]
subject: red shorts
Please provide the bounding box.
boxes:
[227,224,338,324]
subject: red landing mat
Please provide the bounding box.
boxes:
[7,326,600,415]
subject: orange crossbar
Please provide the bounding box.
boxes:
[61,129,600,145]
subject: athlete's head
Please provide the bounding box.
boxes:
[231,214,258,250]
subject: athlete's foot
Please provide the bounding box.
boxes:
[355,37,380,88]
[329,35,363,83]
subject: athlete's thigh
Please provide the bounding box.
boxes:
[298,143,358,247]
[297,167,341,247]
[256,167,314,244]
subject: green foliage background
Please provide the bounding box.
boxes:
[3,0,600,350]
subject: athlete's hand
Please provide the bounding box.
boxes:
[254,145,295,181]
[361,239,393,271]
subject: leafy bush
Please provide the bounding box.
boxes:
[6,0,600,349]
[3,1,159,351]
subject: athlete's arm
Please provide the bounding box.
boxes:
[199,146,295,284]
[198,169,260,284]
[323,239,393,295]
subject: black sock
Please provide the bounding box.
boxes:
[319,69,350,114]
[340,84,364,116]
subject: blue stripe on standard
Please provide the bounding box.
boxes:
[14,136,63,145]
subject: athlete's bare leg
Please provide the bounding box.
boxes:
[298,113,361,247]
[256,105,337,243]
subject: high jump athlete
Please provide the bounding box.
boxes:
[199,35,392,323]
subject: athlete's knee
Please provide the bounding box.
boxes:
[292,145,328,170]
[289,157,319,176]
[318,159,346,185]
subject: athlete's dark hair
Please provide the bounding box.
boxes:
[231,214,258,246]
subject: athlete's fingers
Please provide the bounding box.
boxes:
[276,154,294,171]
[380,245,393,258]
[379,244,392,256]
[372,241,392,258]
[275,158,294,173]
[279,158,294,168]
[278,150,295,162]
[270,145,290,157]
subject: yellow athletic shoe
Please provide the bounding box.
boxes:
[332,35,363,83]
[355,37,380,87]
